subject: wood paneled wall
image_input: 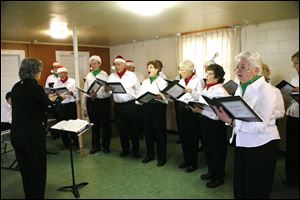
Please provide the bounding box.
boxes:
[1,42,110,86]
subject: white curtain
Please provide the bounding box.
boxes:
[177,27,241,81]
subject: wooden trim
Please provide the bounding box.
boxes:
[180,26,232,36]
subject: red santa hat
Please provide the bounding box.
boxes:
[89,55,101,63]
[113,55,126,64]
[126,60,135,67]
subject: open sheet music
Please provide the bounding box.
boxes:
[51,119,91,133]
[223,80,238,95]
[136,92,157,104]
[44,87,69,96]
[202,95,263,122]
[161,81,185,99]
[76,79,102,95]
[96,78,126,93]
[275,80,295,103]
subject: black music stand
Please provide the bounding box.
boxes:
[53,124,92,198]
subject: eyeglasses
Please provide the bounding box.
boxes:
[233,65,252,72]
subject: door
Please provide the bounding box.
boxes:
[55,51,90,89]
[1,50,25,102]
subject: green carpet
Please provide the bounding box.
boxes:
[1,128,298,199]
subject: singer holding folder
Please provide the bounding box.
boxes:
[136,60,168,167]
[106,55,141,158]
[176,60,203,173]
[190,63,229,188]
[82,55,111,154]
[214,51,282,199]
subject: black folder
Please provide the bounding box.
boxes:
[275,80,295,102]
[96,78,126,93]
[77,79,102,95]
[45,87,69,96]
[48,82,55,88]
[161,81,185,99]
[223,80,238,96]
[201,95,263,122]
[136,92,157,104]
[187,101,213,112]
[290,92,299,103]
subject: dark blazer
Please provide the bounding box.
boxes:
[11,78,56,199]
[11,79,53,141]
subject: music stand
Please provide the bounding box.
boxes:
[53,124,93,198]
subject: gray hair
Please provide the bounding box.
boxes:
[179,59,195,72]
[235,51,262,72]
[19,58,43,80]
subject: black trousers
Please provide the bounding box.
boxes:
[177,102,199,168]
[141,102,167,162]
[87,98,111,150]
[1,122,11,131]
[57,102,78,146]
[201,116,227,181]
[285,116,299,185]
[11,136,46,199]
[115,100,139,153]
[234,140,279,199]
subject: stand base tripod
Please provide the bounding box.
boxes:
[57,182,88,198]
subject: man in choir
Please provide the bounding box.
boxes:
[215,51,282,198]
[45,61,61,88]
[136,60,168,167]
[53,67,79,148]
[190,63,229,188]
[82,55,111,154]
[106,55,141,158]
[176,60,202,173]
[1,91,12,131]
[284,51,299,187]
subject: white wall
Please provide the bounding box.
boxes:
[110,37,178,80]
[241,18,299,85]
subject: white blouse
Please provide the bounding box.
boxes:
[1,101,11,123]
[45,74,58,88]
[286,75,299,117]
[178,75,203,104]
[230,76,281,147]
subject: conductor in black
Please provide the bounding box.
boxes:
[11,58,57,199]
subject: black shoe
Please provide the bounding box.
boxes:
[200,172,213,180]
[103,148,110,154]
[178,163,189,169]
[119,151,130,157]
[157,161,166,167]
[142,157,154,163]
[89,148,101,154]
[206,180,224,188]
[185,166,197,173]
[132,152,140,159]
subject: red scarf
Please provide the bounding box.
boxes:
[60,76,68,84]
[117,69,126,79]
[184,74,194,85]
[206,82,219,90]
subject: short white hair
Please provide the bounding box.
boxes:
[179,59,194,72]
[235,51,262,72]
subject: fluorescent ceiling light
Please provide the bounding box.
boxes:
[120,1,176,16]
[50,20,71,39]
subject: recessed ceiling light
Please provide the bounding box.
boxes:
[119,1,177,16]
[49,19,71,39]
